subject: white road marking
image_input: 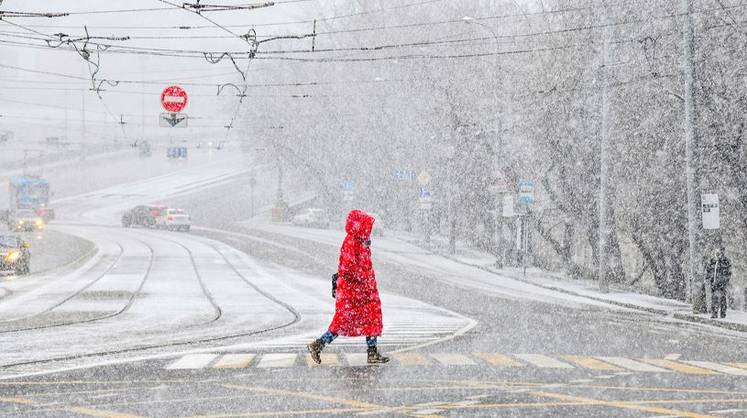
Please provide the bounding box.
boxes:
[682,361,747,376]
[597,357,671,373]
[710,409,747,415]
[664,353,681,360]
[430,353,476,366]
[256,353,296,368]
[165,354,218,370]
[213,354,255,369]
[344,353,369,367]
[513,354,574,369]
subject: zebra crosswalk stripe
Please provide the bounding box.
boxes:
[345,353,369,367]
[256,353,297,368]
[392,353,430,366]
[513,354,574,369]
[214,354,255,369]
[640,359,718,375]
[681,361,747,376]
[597,357,671,373]
[561,356,621,371]
[165,354,219,370]
[159,353,747,376]
[430,353,476,366]
[306,353,339,367]
[474,353,524,367]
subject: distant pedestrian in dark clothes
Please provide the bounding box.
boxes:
[705,246,732,319]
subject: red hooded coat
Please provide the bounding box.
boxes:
[328,210,383,337]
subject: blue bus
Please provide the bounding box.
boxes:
[9,176,55,220]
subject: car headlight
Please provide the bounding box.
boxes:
[4,251,20,263]
[35,219,44,226]
[18,220,25,225]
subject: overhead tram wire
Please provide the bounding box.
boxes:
[2,3,738,59]
[154,0,276,141]
[0,19,130,134]
[17,0,449,30]
[0,64,403,88]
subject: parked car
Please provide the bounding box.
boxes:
[8,209,45,232]
[369,212,385,237]
[122,205,167,228]
[0,235,30,275]
[291,208,329,228]
[156,208,191,232]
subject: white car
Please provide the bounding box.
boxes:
[291,208,329,229]
[156,208,191,232]
[368,212,385,237]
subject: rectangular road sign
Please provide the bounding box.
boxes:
[702,193,720,229]
[518,180,535,205]
[159,113,188,128]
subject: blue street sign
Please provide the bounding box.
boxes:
[167,146,188,159]
[518,180,535,205]
[394,169,416,181]
[343,180,355,192]
[419,186,431,198]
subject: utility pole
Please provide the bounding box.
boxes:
[681,0,699,309]
[463,16,504,268]
[598,5,612,293]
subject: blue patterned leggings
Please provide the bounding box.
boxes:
[320,330,377,347]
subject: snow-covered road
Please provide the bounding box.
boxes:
[0,153,473,378]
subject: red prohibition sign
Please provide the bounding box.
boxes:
[161,85,188,113]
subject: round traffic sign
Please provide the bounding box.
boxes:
[417,171,432,186]
[161,86,188,113]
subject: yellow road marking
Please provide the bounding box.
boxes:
[62,407,143,418]
[0,379,196,386]
[183,407,370,417]
[531,390,716,418]
[728,363,747,370]
[474,353,524,367]
[305,353,339,367]
[0,397,33,405]
[634,399,747,406]
[642,359,719,375]
[221,384,386,410]
[392,352,430,366]
[561,356,621,371]
[213,354,255,369]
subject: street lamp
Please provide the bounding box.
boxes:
[463,16,506,269]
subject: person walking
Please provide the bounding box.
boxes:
[705,245,732,319]
[308,210,389,364]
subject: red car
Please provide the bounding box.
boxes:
[121,205,167,228]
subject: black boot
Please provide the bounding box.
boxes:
[307,339,324,364]
[367,346,390,364]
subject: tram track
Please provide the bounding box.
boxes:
[0,226,301,370]
[0,239,151,334]
[0,241,126,327]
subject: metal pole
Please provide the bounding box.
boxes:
[495,191,503,268]
[523,216,528,278]
[681,0,699,309]
[250,185,255,218]
[598,7,612,293]
[464,17,504,269]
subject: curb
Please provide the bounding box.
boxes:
[401,238,747,334]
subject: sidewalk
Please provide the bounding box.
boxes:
[398,233,747,334]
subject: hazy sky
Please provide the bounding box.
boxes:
[0,0,321,143]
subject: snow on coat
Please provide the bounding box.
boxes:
[327,210,384,337]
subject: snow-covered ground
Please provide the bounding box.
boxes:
[0,151,474,379]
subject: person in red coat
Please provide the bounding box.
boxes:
[308,210,389,364]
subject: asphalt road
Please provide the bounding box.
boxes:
[2,169,747,417]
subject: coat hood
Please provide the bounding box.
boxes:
[345,210,375,239]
